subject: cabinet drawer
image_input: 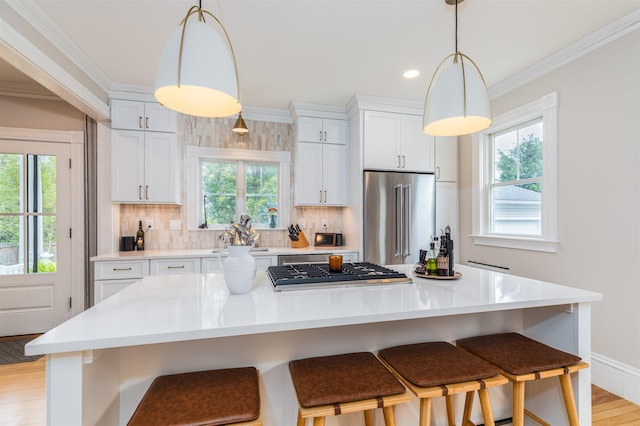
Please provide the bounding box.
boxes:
[150,258,201,275]
[94,260,149,280]
[202,256,275,273]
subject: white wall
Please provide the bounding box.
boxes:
[458,29,640,398]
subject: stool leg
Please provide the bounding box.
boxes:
[382,406,396,426]
[312,417,325,426]
[478,388,496,426]
[512,381,525,426]
[462,391,474,426]
[445,394,455,425]
[364,409,374,426]
[297,410,305,426]
[559,373,580,426]
[419,398,432,426]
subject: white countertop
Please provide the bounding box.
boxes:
[90,246,359,261]
[26,264,601,356]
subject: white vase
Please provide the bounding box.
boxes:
[217,245,256,294]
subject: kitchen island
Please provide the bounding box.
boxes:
[27,264,601,425]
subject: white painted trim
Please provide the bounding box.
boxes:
[0,126,83,144]
[346,95,423,117]
[289,101,348,121]
[0,80,61,100]
[70,142,85,316]
[470,234,559,253]
[592,351,640,405]
[489,8,640,99]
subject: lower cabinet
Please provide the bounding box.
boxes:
[202,255,276,273]
[150,258,201,275]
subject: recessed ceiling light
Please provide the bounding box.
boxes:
[403,70,420,79]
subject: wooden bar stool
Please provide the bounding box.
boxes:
[128,367,262,426]
[378,341,508,426]
[457,332,589,426]
[288,352,412,426]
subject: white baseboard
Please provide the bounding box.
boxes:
[592,351,640,405]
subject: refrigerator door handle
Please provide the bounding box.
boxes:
[404,184,411,257]
[395,184,403,258]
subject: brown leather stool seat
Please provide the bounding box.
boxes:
[378,341,508,426]
[128,367,261,426]
[457,332,589,426]
[289,352,412,426]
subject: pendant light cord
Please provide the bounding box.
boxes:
[455,0,458,53]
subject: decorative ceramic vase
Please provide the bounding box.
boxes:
[269,215,277,228]
[217,245,256,294]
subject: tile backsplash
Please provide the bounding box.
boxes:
[118,114,346,250]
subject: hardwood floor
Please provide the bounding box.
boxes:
[1,345,639,425]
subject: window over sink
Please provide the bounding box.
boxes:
[186,146,291,230]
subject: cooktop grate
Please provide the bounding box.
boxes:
[267,262,412,291]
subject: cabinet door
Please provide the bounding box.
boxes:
[322,119,347,145]
[363,111,401,170]
[401,115,435,173]
[112,130,145,202]
[435,181,458,259]
[145,103,177,133]
[322,143,348,205]
[295,142,324,205]
[435,136,458,182]
[111,99,145,130]
[145,132,179,203]
[297,117,324,142]
[94,279,139,304]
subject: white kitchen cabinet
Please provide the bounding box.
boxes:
[111,130,180,204]
[150,258,201,275]
[435,136,458,182]
[363,111,435,173]
[294,118,349,206]
[94,259,149,304]
[201,255,276,273]
[436,181,458,259]
[111,99,176,133]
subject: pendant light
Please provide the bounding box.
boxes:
[423,0,491,136]
[155,1,241,118]
[232,111,249,134]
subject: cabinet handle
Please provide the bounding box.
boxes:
[145,117,149,129]
[397,155,401,168]
[319,130,323,142]
[320,190,323,203]
[145,185,149,200]
[138,116,143,129]
[168,265,185,269]
[402,155,406,168]
[436,166,441,180]
[138,185,142,200]
[324,131,327,142]
[324,190,327,203]
[113,267,132,271]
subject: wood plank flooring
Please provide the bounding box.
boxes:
[1,336,639,425]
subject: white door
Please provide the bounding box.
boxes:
[0,140,72,335]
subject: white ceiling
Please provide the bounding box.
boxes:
[1,0,639,112]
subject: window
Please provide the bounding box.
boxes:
[472,92,558,252]
[187,147,290,230]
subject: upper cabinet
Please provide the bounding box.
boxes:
[363,111,435,173]
[110,99,176,133]
[294,116,349,206]
[435,136,458,182]
[110,97,180,204]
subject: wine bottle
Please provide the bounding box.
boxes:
[136,220,145,251]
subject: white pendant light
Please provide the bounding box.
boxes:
[423,0,491,136]
[155,4,241,118]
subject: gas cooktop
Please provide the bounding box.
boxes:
[266,262,412,291]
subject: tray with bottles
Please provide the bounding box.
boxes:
[413,265,462,280]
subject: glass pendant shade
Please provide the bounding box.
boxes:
[232,112,248,134]
[423,53,491,136]
[155,17,241,118]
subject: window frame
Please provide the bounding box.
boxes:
[186,146,291,230]
[471,91,559,253]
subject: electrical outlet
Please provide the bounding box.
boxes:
[170,220,182,230]
[322,218,328,229]
[145,218,154,229]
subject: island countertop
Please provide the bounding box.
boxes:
[27,264,601,356]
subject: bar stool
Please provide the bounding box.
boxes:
[378,341,508,426]
[128,367,262,426]
[457,332,589,426]
[288,352,412,426]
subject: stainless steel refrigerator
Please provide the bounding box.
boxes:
[363,171,436,265]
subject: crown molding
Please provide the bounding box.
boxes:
[289,101,348,122]
[489,8,640,99]
[346,95,423,117]
[0,80,60,101]
[0,126,83,144]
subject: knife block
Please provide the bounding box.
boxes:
[291,231,310,248]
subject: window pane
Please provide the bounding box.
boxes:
[27,215,57,274]
[490,183,542,236]
[202,161,237,225]
[0,154,22,213]
[493,119,543,183]
[245,164,278,227]
[0,215,23,275]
